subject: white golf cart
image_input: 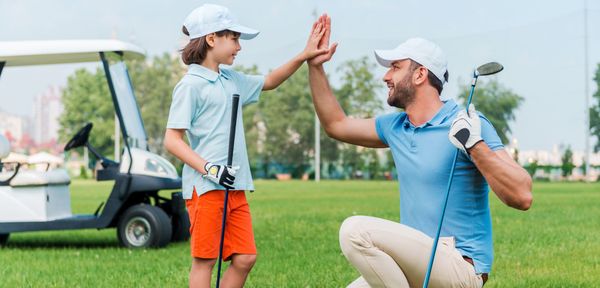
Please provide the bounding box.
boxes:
[0,40,189,248]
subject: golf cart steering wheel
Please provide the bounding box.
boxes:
[64,123,93,151]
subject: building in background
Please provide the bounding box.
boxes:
[0,110,26,150]
[32,85,63,147]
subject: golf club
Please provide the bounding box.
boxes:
[215,93,240,288]
[422,62,503,288]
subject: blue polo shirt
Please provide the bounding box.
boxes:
[375,99,503,274]
[166,64,264,199]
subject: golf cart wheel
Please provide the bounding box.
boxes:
[171,210,190,242]
[0,233,9,247]
[117,205,172,248]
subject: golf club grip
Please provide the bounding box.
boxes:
[227,94,240,166]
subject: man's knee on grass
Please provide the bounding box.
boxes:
[339,216,373,254]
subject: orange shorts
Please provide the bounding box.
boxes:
[186,189,256,260]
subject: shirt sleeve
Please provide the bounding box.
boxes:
[479,114,504,151]
[225,69,265,106]
[375,113,402,146]
[166,81,198,130]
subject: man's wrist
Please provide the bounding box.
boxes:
[466,140,485,155]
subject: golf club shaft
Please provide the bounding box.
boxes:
[216,94,240,288]
[422,75,477,288]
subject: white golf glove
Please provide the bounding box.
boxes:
[203,162,239,189]
[449,104,483,154]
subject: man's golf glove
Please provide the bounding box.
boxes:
[449,104,483,154]
[203,162,239,189]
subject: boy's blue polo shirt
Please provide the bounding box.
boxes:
[166,64,264,199]
[375,99,504,274]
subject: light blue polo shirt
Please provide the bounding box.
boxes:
[375,99,503,274]
[166,64,264,199]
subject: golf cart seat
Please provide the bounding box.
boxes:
[0,168,72,222]
[8,168,71,187]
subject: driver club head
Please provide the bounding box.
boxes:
[475,62,504,77]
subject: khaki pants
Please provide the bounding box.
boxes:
[339,216,484,288]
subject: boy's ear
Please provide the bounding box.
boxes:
[206,33,216,47]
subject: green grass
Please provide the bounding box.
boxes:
[1,180,599,287]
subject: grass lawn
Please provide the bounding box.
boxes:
[1,180,599,287]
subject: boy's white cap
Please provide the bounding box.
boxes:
[183,4,259,40]
[374,38,448,83]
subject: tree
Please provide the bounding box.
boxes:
[457,78,524,144]
[588,63,600,152]
[561,145,575,178]
[128,53,186,163]
[60,54,185,166]
[524,159,539,177]
[258,65,315,177]
[59,68,115,157]
[334,56,384,178]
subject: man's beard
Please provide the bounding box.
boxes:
[387,74,415,109]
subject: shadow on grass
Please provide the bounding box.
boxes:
[4,239,121,249]
[2,232,123,249]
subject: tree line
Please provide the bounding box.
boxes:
[59,53,523,179]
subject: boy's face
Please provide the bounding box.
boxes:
[212,34,241,65]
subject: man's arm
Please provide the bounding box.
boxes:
[308,64,386,148]
[449,104,532,210]
[470,143,533,210]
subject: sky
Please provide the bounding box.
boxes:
[1,0,599,152]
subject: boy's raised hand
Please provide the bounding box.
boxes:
[301,15,329,61]
[307,14,337,66]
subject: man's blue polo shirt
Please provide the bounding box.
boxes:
[375,99,504,274]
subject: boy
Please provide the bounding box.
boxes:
[164,4,330,288]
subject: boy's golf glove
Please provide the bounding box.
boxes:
[203,162,239,189]
[449,104,483,154]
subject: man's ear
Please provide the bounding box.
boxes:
[413,67,428,85]
[206,33,216,47]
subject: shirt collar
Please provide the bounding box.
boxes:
[402,99,458,128]
[187,64,230,82]
[426,99,457,126]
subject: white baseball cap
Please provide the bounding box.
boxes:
[183,4,259,40]
[374,38,448,83]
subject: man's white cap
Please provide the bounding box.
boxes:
[374,38,448,83]
[183,4,259,40]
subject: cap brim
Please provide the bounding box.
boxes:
[228,24,260,40]
[374,49,409,67]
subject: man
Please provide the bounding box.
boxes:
[308,16,532,288]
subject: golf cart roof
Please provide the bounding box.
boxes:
[0,40,145,67]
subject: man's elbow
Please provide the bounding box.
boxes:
[513,192,533,211]
[513,177,533,211]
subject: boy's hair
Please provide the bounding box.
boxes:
[181,27,241,65]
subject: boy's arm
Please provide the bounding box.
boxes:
[164,128,238,189]
[262,15,328,91]
[164,128,208,174]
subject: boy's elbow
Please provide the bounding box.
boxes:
[163,134,174,154]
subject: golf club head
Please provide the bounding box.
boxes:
[476,62,504,76]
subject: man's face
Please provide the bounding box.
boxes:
[383,59,416,109]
